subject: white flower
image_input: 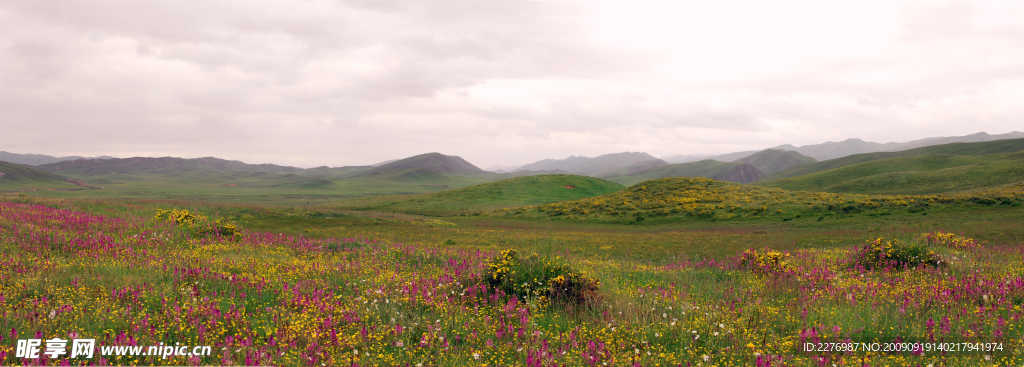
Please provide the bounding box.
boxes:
[702,354,710,361]
[473,353,481,360]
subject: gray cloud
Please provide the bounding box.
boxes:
[1,0,1022,168]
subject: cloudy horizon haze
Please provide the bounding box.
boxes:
[2,0,1023,168]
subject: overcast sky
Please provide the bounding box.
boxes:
[1,0,1022,168]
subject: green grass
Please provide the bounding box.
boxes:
[762,138,1024,181]
[756,151,1024,194]
[327,174,625,216]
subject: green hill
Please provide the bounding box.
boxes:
[755,151,1024,195]
[0,160,81,190]
[330,174,624,216]
[603,160,765,186]
[355,153,485,177]
[762,138,1024,181]
[735,149,816,175]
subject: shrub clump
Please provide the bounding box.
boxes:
[155,209,240,239]
[852,237,942,270]
[738,248,792,274]
[920,230,980,250]
[483,249,600,307]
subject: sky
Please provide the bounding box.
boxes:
[1,0,1022,169]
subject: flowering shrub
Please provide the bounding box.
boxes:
[919,230,980,249]
[483,249,601,307]
[738,248,792,274]
[155,209,240,239]
[852,238,942,270]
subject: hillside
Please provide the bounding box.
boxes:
[762,138,1024,181]
[494,176,1024,224]
[512,152,658,176]
[330,174,624,216]
[602,160,765,186]
[353,153,485,177]
[734,149,816,175]
[37,157,303,175]
[0,160,81,190]
[755,151,1024,195]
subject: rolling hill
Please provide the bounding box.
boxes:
[760,138,1024,182]
[329,174,624,216]
[755,151,1024,195]
[734,149,817,175]
[602,160,765,186]
[352,152,485,177]
[0,160,82,190]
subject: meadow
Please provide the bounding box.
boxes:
[3,174,1024,366]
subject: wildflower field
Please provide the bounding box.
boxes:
[3,190,1024,366]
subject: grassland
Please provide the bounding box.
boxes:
[327,174,624,217]
[4,160,1024,366]
[4,185,1024,366]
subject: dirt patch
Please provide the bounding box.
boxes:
[564,185,577,189]
[223,184,238,187]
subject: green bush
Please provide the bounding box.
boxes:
[852,237,943,270]
[483,249,601,307]
[155,209,240,239]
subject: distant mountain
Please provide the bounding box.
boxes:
[596,159,668,177]
[664,131,1024,163]
[661,154,712,164]
[603,160,764,186]
[769,131,1024,161]
[36,157,303,175]
[760,138,1024,182]
[734,150,817,175]
[702,150,758,162]
[484,165,521,173]
[513,152,658,176]
[0,160,81,189]
[353,152,485,177]
[0,151,116,166]
[371,159,399,167]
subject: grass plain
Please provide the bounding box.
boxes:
[3,167,1024,366]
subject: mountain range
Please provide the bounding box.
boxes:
[4,131,1024,194]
